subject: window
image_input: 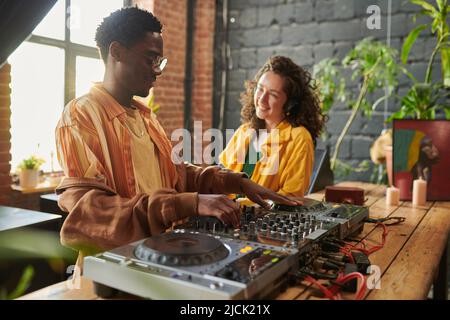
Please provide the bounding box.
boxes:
[9,0,125,173]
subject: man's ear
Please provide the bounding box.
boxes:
[109,41,125,62]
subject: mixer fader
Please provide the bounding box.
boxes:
[180,197,368,247]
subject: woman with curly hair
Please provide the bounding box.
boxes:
[220,56,326,197]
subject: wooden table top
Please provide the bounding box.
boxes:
[18,182,450,300]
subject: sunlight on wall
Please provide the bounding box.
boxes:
[9,43,64,173]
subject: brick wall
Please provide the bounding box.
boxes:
[135,0,216,165]
[151,0,187,137]
[192,0,215,130]
[133,0,187,137]
[192,0,215,165]
[0,63,12,206]
[224,0,441,181]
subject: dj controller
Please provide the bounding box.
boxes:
[83,197,369,299]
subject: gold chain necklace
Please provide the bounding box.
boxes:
[124,109,146,138]
[126,124,145,138]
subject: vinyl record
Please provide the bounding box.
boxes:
[134,232,229,266]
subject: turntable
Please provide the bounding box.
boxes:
[83,230,298,299]
[134,232,229,266]
[84,198,368,299]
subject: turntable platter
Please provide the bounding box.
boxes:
[134,232,229,266]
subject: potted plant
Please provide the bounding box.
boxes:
[389,82,450,120]
[313,38,403,180]
[391,0,450,120]
[381,0,450,184]
[17,155,45,188]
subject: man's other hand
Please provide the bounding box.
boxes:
[198,194,240,227]
[240,178,303,209]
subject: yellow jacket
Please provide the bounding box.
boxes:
[219,120,314,197]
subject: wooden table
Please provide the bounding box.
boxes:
[0,205,61,232]
[18,182,449,300]
[11,181,58,194]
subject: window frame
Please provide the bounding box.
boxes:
[10,0,131,175]
[26,0,130,105]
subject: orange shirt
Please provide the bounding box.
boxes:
[55,83,246,254]
[55,83,177,198]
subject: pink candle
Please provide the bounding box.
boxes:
[396,178,410,200]
[386,187,400,206]
[412,178,427,207]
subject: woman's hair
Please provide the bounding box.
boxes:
[240,56,326,140]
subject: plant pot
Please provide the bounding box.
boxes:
[384,145,393,187]
[19,169,39,188]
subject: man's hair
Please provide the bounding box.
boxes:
[95,7,162,62]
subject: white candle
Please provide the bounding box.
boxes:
[412,178,427,207]
[386,187,400,206]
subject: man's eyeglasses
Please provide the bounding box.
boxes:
[152,56,168,71]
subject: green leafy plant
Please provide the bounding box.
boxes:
[0,229,77,299]
[314,38,403,171]
[0,266,34,300]
[17,155,45,171]
[370,164,388,185]
[333,159,371,181]
[313,58,346,140]
[147,94,160,114]
[389,82,450,120]
[401,0,450,86]
[313,58,347,115]
[389,0,450,121]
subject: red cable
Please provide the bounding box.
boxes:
[335,272,367,300]
[304,275,336,300]
[343,222,388,256]
[339,247,355,263]
[309,272,367,300]
[305,223,388,300]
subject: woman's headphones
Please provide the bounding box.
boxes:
[284,99,299,116]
